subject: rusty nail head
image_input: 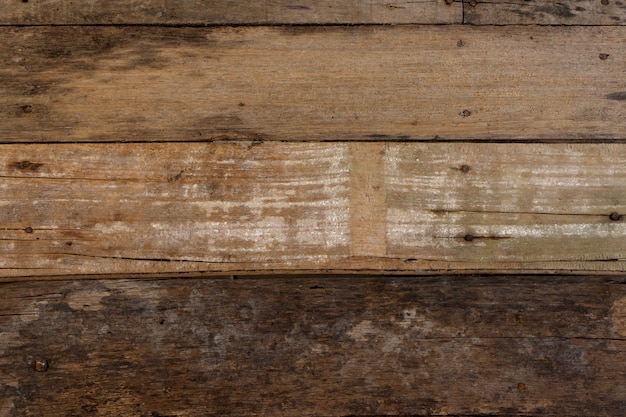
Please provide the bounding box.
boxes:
[22,105,33,113]
[518,383,525,391]
[34,359,48,372]
[457,39,465,47]
[460,164,471,173]
[460,109,471,117]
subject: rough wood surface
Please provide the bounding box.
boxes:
[0,0,461,25]
[0,142,624,279]
[2,26,625,142]
[464,0,626,25]
[2,275,626,416]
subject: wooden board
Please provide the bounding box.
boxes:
[464,0,626,25]
[0,0,461,25]
[2,26,625,142]
[2,275,626,416]
[1,142,624,279]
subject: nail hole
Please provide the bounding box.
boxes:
[21,105,33,113]
[460,109,471,117]
[460,164,471,173]
[609,212,622,221]
[24,227,33,233]
[33,359,48,372]
[599,53,609,60]
[469,0,477,6]
[601,0,609,5]
[464,234,474,242]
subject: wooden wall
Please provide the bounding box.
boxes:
[0,1,625,415]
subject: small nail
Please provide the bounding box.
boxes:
[460,164,471,173]
[24,227,34,233]
[464,234,474,242]
[609,212,622,221]
[445,0,454,4]
[21,105,33,113]
[601,0,609,5]
[469,0,477,6]
[457,39,465,47]
[34,359,48,372]
[518,383,525,391]
[460,109,471,117]
[599,53,609,60]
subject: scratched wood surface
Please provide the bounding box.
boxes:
[0,0,461,25]
[2,275,626,416]
[464,0,626,25]
[0,142,624,279]
[2,26,625,143]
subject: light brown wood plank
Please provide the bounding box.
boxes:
[465,0,626,25]
[2,275,626,416]
[1,26,625,142]
[0,142,624,279]
[0,0,461,25]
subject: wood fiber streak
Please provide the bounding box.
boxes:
[0,0,461,25]
[464,0,626,25]
[2,276,626,416]
[1,26,625,142]
[0,142,624,278]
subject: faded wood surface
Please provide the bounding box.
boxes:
[1,26,625,143]
[2,275,626,416]
[0,142,624,279]
[0,0,461,25]
[464,0,626,25]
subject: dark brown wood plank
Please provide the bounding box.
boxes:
[2,275,626,416]
[1,26,625,142]
[0,0,461,25]
[464,0,626,25]
[0,142,625,279]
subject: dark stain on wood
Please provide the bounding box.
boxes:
[606,91,626,101]
[13,160,43,171]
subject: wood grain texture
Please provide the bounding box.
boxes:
[464,0,626,25]
[2,275,626,416]
[1,26,625,142]
[0,0,461,25]
[0,142,624,279]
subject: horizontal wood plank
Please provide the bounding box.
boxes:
[0,0,461,25]
[1,26,625,142]
[0,142,624,278]
[465,0,626,25]
[2,275,626,416]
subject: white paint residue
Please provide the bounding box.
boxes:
[347,320,376,342]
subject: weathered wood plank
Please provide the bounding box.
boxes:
[0,142,624,278]
[465,0,626,25]
[0,0,461,25]
[1,26,625,142]
[2,275,626,416]
[0,0,463,25]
